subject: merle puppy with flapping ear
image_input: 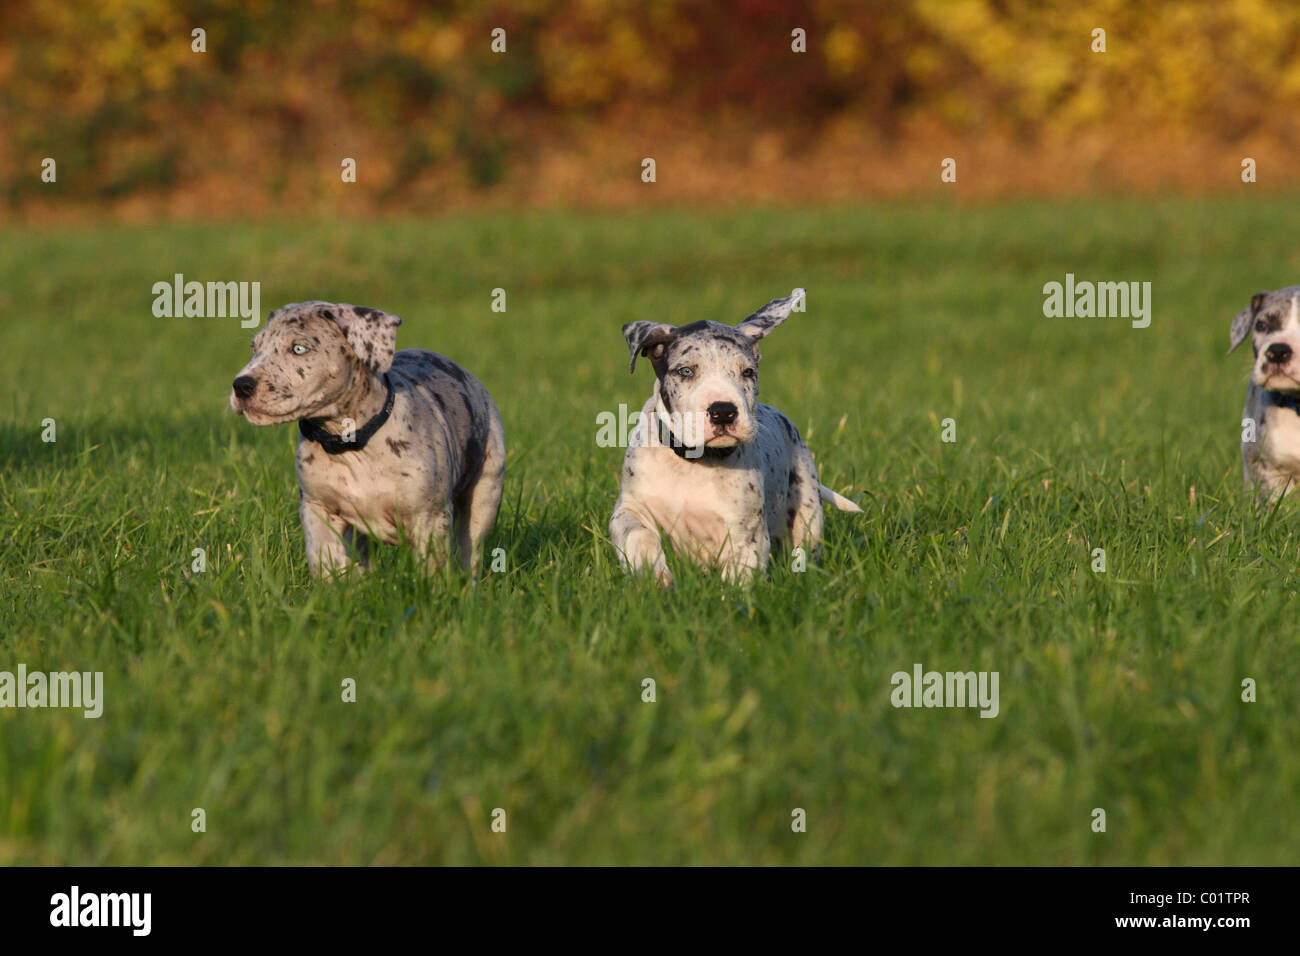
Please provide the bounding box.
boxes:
[230,301,505,576]
[1229,286,1300,501]
[609,288,862,586]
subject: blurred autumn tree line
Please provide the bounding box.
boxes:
[3,0,1299,218]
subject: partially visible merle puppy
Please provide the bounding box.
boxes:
[609,288,862,585]
[230,301,505,576]
[1230,286,1300,501]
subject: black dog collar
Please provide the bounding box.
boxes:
[299,375,395,454]
[1270,391,1300,417]
[658,418,737,460]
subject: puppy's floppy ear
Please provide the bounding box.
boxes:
[1228,291,1268,355]
[623,321,676,373]
[737,287,804,341]
[330,303,402,373]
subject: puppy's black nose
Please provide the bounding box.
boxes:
[232,375,258,399]
[1267,343,1293,364]
[708,401,738,426]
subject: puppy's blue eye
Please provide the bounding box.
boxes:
[676,367,694,378]
[1256,320,1267,332]
[292,344,309,355]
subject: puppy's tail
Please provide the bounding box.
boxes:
[819,484,863,513]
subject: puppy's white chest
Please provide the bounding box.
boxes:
[298,448,404,539]
[635,451,761,555]
[644,488,732,553]
[1263,405,1300,474]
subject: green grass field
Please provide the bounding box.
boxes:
[2,195,1299,864]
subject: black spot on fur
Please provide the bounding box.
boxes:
[433,355,468,385]
[386,437,410,456]
[454,432,485,499]
[464,433,483,468]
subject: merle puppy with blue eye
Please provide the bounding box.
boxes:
[609,289,862,586]
[230,301,505,577]
[1230,286,1300,501]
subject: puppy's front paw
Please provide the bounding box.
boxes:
[719,561,761,586]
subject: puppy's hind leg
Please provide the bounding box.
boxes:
[786,448,825,565]
[455,416,506,575]
[789,496,824,568]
